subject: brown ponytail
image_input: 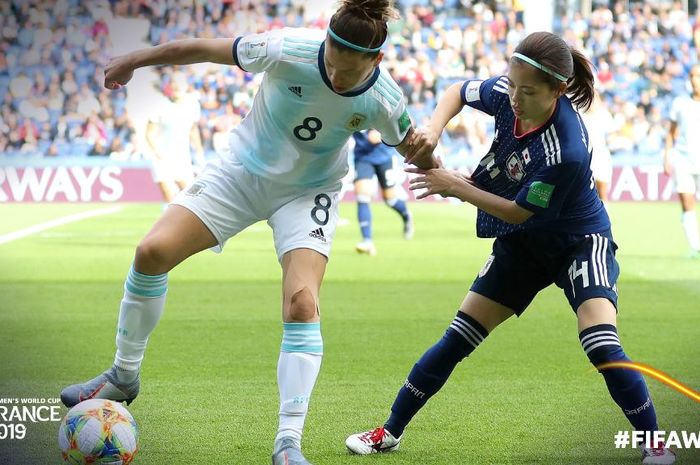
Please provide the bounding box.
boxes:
[512,31,595,111]
[329,0,399,56]
[567,47,595,111]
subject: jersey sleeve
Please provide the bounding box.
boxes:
[376,95,411,147]
[232,28,285,73]
[514,161,580,218]
[460,76,508,116]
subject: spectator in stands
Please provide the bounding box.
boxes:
[0,0,697,167]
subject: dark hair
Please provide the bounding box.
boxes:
[512,31,595,111]
[328,0,399,56]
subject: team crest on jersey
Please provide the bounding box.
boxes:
[245,40,268,59]
[346,113,366,131]
[505,152,525,182]
[479,255,494,277]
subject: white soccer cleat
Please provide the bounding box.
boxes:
[355,240,377,256]
[346,426,400,455]
[272,437,313,465]
[60,366,139,408]
[642,441,676,464]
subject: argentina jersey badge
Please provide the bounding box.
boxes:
[345,113,367,131]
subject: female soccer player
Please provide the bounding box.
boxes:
[353,129,414,256]
[59,1,434,464]
[346,31,675,464]
[664,63,700,258]
[581,89,613,206]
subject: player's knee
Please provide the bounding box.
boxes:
[288,287,318,322]
[384,197,397,207]
[134,237,173,274]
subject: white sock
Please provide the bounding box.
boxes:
[113,266,168,382]
[682,211,700,251]
[275,323,323,450]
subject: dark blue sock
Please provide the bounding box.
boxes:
[387,198,410,223]
[580,324,658,432]
[385,312,488,438]
[357,201,372,240]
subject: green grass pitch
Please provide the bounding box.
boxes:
[0,201,698,464]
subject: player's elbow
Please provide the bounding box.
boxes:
[504,203,533,225]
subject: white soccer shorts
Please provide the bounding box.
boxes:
[172,156,341,261]
[151,152,194,184]
[671,152,700,195]
[590,149,613,184]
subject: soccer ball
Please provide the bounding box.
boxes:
[58,399,139,464]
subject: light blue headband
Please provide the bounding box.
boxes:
[327,27,384,53]
[512,52,569,82]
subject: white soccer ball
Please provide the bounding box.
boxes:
[58,399,139,464]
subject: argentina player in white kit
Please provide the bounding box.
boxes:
[664,64,700,258]
[59,1,435,464]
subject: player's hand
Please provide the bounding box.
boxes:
[406,157,469,200]
[104,55,135,90]
[405,126,440,168]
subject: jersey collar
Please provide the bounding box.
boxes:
[317,42,380,97]
[513,99,561,139]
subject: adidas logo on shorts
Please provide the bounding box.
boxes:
[309,228,326,242]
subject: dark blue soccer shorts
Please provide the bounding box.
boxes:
[354,159,395,188]
[470,229,619,316]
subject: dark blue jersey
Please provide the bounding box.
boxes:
[353,131,395,165]
[460,76,610,238]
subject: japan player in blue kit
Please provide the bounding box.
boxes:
[353,129,414,256]
[346,32,676,464]
[58,1,435,464]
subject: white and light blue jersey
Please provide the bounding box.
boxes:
[669,95,700,162]
[227,28,411,187]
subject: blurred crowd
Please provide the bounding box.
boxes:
[0,0,698,165]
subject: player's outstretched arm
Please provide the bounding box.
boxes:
[407,161,534,225]
[403,82,464,167]
[396,127,438,169]
[104,38,235,90]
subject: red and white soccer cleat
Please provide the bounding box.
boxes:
[345,426,401,455]
[642,441,676,464]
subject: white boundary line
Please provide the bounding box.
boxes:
[0,206,123,245]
